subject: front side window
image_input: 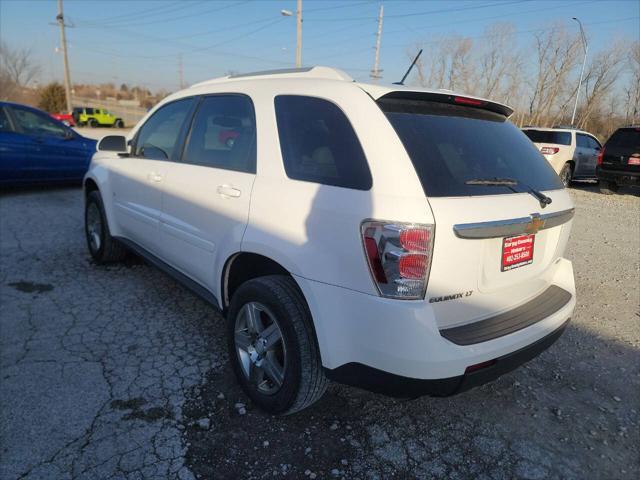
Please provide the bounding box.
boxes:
[379,97,563,197]
[0,107,13,132]
[274,95,372,190]
[134,98,194,160]
[85,108,94,114]
[182,95,256,173]
[11,107,67,137]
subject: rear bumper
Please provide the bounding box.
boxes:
[325,319,569,397]
[596,166,640,186]
[295,257,575,385]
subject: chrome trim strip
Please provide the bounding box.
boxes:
[453,208,575,239]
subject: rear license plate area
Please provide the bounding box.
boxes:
[502,234,535,271]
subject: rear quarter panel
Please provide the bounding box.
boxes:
[238,79,431,296]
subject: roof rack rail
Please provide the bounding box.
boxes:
[191,66,353,88]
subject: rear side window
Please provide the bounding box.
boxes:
[606,128,640,150]
[274,95,372,190]
[576,134,590,148]
[523,130,571,146]
[379,98,563,197]
[182,95,256,173]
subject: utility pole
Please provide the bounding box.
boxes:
[371,4,384,81]
[56,0,73,113]
[178,54,184,89]
[296,0,302,68]
[571,17,588,127]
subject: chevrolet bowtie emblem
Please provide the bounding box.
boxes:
[524,214,545,235]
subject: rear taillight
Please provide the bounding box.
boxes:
[597,146,605,165]
[361,221,435,299]
[540,147,559,155]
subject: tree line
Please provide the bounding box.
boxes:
[410,22,639,139]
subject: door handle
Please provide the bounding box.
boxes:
[217,185,241,198]
[148,172,163,182]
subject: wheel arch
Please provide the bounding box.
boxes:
[221,251,327,366]
[84,177,99,197]
[222,252,290,309]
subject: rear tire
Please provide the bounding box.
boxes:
[599,180,618,195]
[85,190,127,263]
[114,119,124,128]
[559,163,573,187]
[89,118,99,128]
[227,275,328,415]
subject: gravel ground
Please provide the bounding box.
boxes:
[73,128,131,141]
[0,184,638,480]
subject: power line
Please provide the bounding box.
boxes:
[309,0,599,59]
[76,1,249,29]
[311,14,638,63]
[383,0,598,36]
[75,1,206,27]
[305,0,527,22]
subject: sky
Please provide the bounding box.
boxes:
[0,0,638,91]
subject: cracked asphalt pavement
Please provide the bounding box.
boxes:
[1,185,638,480]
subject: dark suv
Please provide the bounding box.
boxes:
[597,126,640,194]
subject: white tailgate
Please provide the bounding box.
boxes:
[425,189,573,329]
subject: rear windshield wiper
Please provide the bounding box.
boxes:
[465,177,552,208]
[465,177,517,186]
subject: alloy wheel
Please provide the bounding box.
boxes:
[234,302,287,395]
[86,203,102,252]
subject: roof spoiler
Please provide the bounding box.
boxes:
[378,91,514,118]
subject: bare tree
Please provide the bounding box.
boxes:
[410,25,523,105]
[528,25,582,126]
[0,42,40,101]
[623,41,640,124]
[474,23,522,103]
[577,42,627,128]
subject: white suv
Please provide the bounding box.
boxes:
[522,127,601,186]
[84,67,576,414]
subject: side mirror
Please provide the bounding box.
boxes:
[98,135,128,153]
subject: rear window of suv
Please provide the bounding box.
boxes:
[606,128,640,149]
[379,96,563,197]
[523,130,571,146]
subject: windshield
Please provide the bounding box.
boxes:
[523,129,571,145]
[378,98,563,197]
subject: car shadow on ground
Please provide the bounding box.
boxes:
[180,313,638,480]
[569,181,640,197]
[0,183,82,197]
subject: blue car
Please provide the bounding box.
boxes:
[0,101,97,186]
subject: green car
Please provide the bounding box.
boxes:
[72,107,125,128]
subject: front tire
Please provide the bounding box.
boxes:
[559,162,573,187]
[85,190,127,263]
[599,180,618,195]
[114,119,124,128]
[227,275,328,415]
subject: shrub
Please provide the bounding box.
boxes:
[38,82,67,113]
